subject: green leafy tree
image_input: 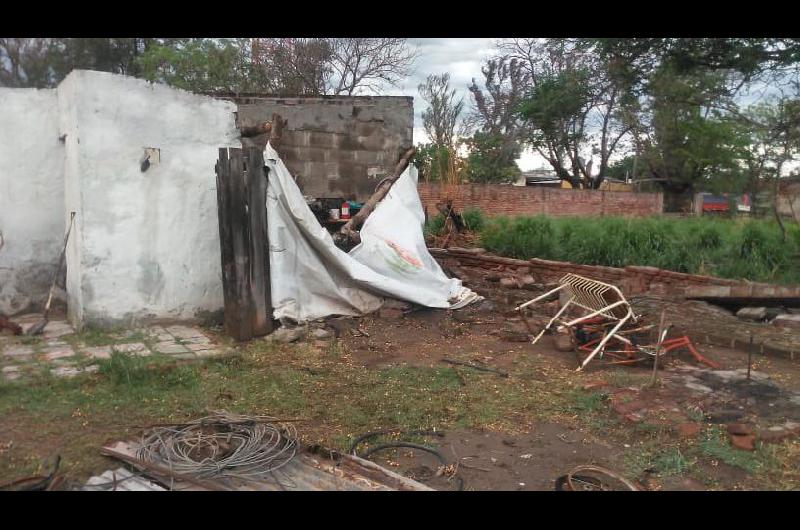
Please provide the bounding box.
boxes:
[136,39,251,93]
[464,131,521,184]
[502,38,633,189]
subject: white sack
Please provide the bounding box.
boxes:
[264,143,479,322]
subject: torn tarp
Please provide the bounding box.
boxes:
[264,143,480,322]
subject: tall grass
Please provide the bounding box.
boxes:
[453,211,800,284]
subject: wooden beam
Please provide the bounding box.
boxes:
[339,146,416,244]
[245,147,273,336]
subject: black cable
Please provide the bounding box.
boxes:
[347,429,444,456]
[360,441,464,491]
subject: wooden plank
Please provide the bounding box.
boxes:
[228,148,254,341]
[215,149,238,339]
[245,147,273,336]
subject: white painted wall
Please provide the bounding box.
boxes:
[60,71,240,326]
[0,88,65,315]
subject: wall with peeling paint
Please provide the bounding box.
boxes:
[59,71,240,327]
[0,88,65,315]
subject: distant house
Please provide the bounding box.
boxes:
[514,169,562,187]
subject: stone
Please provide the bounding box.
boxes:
[516,274,536,287]
[155,342,190,354]
[2,345,34,358]
[170,353,197,360]
[310,327,334,340]
[772,314,800,329]
[83,346,112,360]
[111,343,148,354]
[193,349,221,358]
[758,422,800,444]
[42,321,75,339]
[165,325,206,340]
[43,347,76,361]
[181,336,212,345]
[685,382,714,394]
[676,423,701,438]
[499,277,517,288]
[3,371,21,381]
[379,307,404,319]
[2,365,21,374]
[736,307,767,321]
[726,423,754,436]
[266,327,305,344]
[51,366,83,378]
[729,433,756,451]
[185,342,216,352]
[553,331,574,352]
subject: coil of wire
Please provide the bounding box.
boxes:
[136,411,298,482]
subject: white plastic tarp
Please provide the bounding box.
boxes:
[264,143,479,322]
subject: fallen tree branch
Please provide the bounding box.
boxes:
[339,147,416,245]
[441,358,509,378]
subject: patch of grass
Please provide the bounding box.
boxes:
[653,447,692,476]
[569,389,606,414]
[606,370,650,389]
[624,442,692,478]
[17,336,43,347]
[67,326,123,347]
[478,215,800,284]
[696,427,770,474]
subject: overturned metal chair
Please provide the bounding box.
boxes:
[516,274,636,371]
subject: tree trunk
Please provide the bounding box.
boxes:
[773,160,786,241]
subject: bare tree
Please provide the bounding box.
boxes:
[251,38,334,95]
[329,38,417,95]
[251,38,417,96]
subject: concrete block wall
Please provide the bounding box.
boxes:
[230,96,413,201]
[417,183,663,218]
[0,88,65,315]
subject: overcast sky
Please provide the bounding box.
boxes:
[377,38,548,171]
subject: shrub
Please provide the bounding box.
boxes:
[477,215,799,284]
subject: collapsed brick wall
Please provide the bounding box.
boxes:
[417,183,663,218]
[429,248,761,298]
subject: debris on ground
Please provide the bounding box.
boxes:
[98,411,433,491]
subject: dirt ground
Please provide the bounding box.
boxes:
[2,260,800,491]
[331,262,800,491]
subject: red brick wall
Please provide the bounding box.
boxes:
[417,183,663,218]
[428,248,755,298]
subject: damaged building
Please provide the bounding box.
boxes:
[0,70,414,328]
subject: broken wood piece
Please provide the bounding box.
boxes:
[239,121,272,138]
[441,358,509,378]
[339,147,416,244]
[269,112,287,148]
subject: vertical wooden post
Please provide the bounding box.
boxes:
[215,147,273,341]
[246,147,273,336]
